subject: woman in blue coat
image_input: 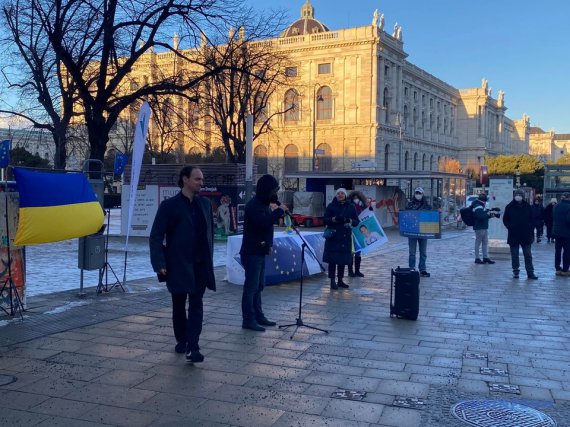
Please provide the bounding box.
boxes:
[323,188,359,289]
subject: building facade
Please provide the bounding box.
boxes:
[529,127,570,163]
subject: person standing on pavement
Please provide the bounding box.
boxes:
[323,188,359,289]
[239,174,285,332]
[531,198,545,243]
[149,166,216,364]
[407,187,432,277]
[544,198,557,243]
[472,193,495,265]
[503,189,538,280]
[552,193,570,276]
[348,190,369,277]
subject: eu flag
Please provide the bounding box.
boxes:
[0,139,11,168]
[113,153,129,175]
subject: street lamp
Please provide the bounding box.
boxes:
[312,85,324,171]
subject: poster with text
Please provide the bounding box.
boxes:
[399,210,441,239]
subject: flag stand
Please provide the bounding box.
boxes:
[96,208,124,293]
[1,177,25,319]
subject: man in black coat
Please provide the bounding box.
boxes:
[531,198,545,243]
[503,189,538,280]
[552,192,570,275]
[406,187,432,277]
[239,174,285,331]
[150,166,216,363]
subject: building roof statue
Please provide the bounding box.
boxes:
[379,13,385,31]
[281,0,330,37]
[372,9,379,27]
[498,90,504,107]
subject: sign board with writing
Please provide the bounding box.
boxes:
[399,210,441,239]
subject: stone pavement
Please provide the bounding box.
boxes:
[1,228,569,427]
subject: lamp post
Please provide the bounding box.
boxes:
[312,85,324,171]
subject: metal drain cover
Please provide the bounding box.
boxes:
[0,375,17,386]
[451,400,557,427]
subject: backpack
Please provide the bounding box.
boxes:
[460,205,474,227]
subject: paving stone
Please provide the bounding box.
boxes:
[321,398,385,423]
[29,397,99,418]
[377,406,423,427]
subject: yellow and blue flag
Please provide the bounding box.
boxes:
[0,139,11,168]
[13,168,104,245]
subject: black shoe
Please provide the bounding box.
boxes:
[330,279,338,290]
[355,271,365,277]
[256,317,277,327]
[420,271,430,277]
[242,322,266,332]
[537,239,541,243]
[475,258,484,264]
[186,350,204,364]
[175,342,186,354]
[348,269,355,278]
[513,272,519,279]
[527,274,539,280]
[483,258,495,264]
[337,279,349,288]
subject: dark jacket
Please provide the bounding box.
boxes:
[240,175,284,256]
[552,199,570,238]
[405,198,432,211]
[503,199,533,246]
[471,200,489,231]
[544,203,556,227]
[149,192,216,294]
[323,198,359,265]
[531,202,545,227]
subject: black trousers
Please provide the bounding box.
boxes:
[554,236,570,272]
[328,263,345,279]
[509,244,534,275]
[171,289,205,352]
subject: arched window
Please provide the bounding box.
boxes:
[404,151,409,171]
[284,144,299,173]
[255,91,268,123]
[316,143,332,171]
[284,89,299,122]
[430,154,434,171]
[187,99,200,127]
[254,145,268,175]
[422,153,427,171]
[317,86,333,120]
[384,144,390,170]
[413,152,418,171]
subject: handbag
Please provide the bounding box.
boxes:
[323,227,336,239]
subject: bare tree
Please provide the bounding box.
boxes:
[1,0,80,168]
[147,94,187,163]
[198,17,290,163]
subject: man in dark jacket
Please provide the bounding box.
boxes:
[406,187,432,277]
[552,192,570,275]
[531,198,545,243]
[472,193,495,264]
[503,189,538,279]
[239,174,285,331]
[149,166,216,364]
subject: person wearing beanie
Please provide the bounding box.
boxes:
[552,193,570,276]
[544,197,557,243]
[239,174,285,331]
[503,189,538,279]
[531,197,545,243]
[323,188,359,289]
[471,193,496,264]
[406,187,432,277]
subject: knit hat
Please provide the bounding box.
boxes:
[414,187,424,194]
[335,188,348,197]
[514,189,525,197]
[550,198,558,204]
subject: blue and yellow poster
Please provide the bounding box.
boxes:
[399,210,441,239]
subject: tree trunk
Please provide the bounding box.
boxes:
[86,116,109,162]
[52,126,67,170]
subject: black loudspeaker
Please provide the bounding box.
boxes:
[390,267,420,321]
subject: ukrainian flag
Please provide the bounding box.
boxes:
[13,168,104,245]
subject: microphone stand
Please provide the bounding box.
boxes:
[279,212,328,339]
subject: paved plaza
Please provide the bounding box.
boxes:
[1,227,569,426]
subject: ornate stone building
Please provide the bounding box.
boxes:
[109,0,530,180]
[529,127,570,162]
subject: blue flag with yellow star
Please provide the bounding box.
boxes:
[113,153,129,175]
[0,139,11,168]
[399,210,441,239]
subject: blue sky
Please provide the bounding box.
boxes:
[247,0,570,132]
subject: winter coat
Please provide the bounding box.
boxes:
[405,198,432,211]
[531,203,545,227]
[240,175,284,256]
[552,199,570,238]
[503,199,533,246]
[471,200,489,231]
[349,190,369,217]
[544,203,556,227]
[323,198,359,265]
[149,192,216,294]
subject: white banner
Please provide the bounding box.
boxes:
[125,101,151,248]
[353,209,388,255]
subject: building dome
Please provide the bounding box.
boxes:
[281,0,330,37]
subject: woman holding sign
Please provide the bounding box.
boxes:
[323,188,359,289]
